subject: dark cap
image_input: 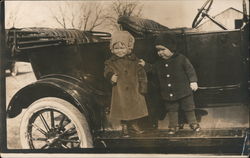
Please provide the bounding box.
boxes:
[155,31,177,52]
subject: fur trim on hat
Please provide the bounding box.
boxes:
[110,31,135,51]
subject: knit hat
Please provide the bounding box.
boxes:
[155,31,177,52]
[110,31,135,51]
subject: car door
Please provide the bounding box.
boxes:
[184,30,248,107]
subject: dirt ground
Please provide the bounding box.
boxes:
[6,62,36,149]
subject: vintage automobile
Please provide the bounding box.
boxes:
[5,0,249,154]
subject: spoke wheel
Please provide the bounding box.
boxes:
[20,97,93,149]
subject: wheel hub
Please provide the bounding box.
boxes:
[45,127,64,146]
[46,136,59,145]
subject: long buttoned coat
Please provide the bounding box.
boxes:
[104,54,148,121]
[147,53,198,101]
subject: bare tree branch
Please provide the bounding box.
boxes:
[49,2,107,31]
[77,4,87,30]
[83,7,91,30]
[49,5,67,29]
[106,0,144,30]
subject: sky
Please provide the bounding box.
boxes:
[142,0,249,28]
[5,0,249,31]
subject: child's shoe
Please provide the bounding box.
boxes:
[121,124,129,137]
[168,127,179,135]
[129,121,145,135]
[178,123,184,130]
[190,123,201,132]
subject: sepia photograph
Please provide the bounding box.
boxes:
[0,0,249,157]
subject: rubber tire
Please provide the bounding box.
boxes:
[20,97,93,149]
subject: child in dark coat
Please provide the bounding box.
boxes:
[104,31,148,136]
[140,32,201,134]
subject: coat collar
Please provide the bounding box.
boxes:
[159,53,179,63]
[109,53,137,61]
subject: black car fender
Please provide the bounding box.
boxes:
[7,74,103,130]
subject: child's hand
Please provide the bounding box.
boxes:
[111,74,118,83]
[138,59,145,67]
[190,82,198,91]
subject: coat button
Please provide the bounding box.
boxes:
[170,93,173,97]
[166,74,170,78]
[165,64,169,67]
[168,84,171,87]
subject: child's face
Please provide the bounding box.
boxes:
[156,45,173,60]
[112,42,129,57]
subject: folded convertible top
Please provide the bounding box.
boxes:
[118,16,171,37]
[6,28,111,52]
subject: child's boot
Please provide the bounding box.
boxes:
[168,127,179,135]
[121,121,129,137]
[190,123,201,132]
[178,123,184,130]
[128,120,145,135]
[121,124,129,137]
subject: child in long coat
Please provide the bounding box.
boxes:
[140,32,201,134]
[104,31,148,136]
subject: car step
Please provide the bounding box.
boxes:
[94,128,248,154]
[97,128,245,139]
